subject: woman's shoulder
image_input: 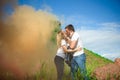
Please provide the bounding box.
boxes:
[61,39,67,44]
[61,39,66,42]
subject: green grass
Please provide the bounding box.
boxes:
[0,48,113,80]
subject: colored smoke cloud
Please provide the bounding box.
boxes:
[0,0,58,79]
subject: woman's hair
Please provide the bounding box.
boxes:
[56,31,64,48]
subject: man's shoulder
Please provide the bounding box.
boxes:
[71,32,79,40]
[73,32,79,37]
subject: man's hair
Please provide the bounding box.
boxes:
[65,24,75,32]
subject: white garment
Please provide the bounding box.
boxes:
[56,39,66,58]
[71,32,84,56]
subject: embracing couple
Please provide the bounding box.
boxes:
[54,24,88,80]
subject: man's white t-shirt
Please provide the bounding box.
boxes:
[71,32,84,56]
[56,39,66,58]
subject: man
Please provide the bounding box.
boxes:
[64,24,87,80]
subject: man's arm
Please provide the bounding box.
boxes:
[62,31,78,49]
[66,37,78,49]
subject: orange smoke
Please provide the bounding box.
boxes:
[0,3,58,79]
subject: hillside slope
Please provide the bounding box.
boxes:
[84,48,113,77]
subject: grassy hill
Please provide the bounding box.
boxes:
[84,48,113,79]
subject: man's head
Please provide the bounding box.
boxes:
[65,24,75,36]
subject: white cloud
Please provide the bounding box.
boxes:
[41,4,53,12]
[99,22,120,31]
[58,15,83,29]
[102,53,120,61]
[76,23,120,61]
[100,22,120,27]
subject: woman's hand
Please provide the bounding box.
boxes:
[77,46,82,51]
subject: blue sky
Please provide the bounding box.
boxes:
[18,0,120,22]
[7,0,120,61]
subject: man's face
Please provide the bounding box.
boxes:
[65,28,70,37]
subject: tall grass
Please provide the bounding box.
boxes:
[0,48,113,80]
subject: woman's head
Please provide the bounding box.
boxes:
[56,30,64,48]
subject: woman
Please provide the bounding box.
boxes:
[54,30,80,80]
